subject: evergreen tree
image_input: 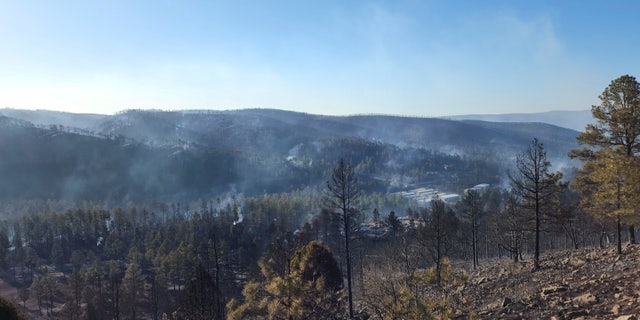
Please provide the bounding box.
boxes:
[572,74,640,250]
[177,262,224,320]
[572,148,639,254]
[227,241,344,320]
[0,295,28,320]
[123,262,145,320]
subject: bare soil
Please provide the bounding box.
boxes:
[453,244,640,319]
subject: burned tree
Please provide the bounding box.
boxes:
[509,138,562,270]
[419,199,459,286]
[323,158,360,319]
[458,189,483,269]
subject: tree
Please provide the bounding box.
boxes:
[572,148,639,254]
[509,138,562,270]
[547,188,593,250]
[30,274,44,315]
[458,189,483,269]
[372,208,380,223]
[227,241,344,320]
[387,211,402,236]
[418,199,459,286]
[66,271,85,319]
[0,296,28,320]
[42,272,58,316]
[497,191,527,262]
[148,265,170,320]
[572,74,640,248]
[122,262,145,320]
[176,262,224,320]
[17,286,28,309]
[323,158,360,319]
[107,260,122,320]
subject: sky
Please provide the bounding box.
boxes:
[1,1,639,117]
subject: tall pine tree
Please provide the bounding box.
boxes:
[572,74,640,252]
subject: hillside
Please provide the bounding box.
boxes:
[455,245,640,319]
[0,108,581,203]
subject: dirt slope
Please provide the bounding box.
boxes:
[454,244,640,319]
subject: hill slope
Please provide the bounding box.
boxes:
[443,110,593,132]
[456,245,640,319]
[0,109,581,203]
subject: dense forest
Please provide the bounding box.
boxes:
[0,113,509,202]
[0,179,602,319]
[2,75,640,319]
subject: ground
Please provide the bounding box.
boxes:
[2,245,640,319]
[453,244,640,319]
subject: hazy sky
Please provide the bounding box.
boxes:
[1,1,638,117]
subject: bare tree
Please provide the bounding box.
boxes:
[497,191,526,263]
[458,189,483,269]
[324,158,360,319]
[419,199,458,286]
[509,138,561,270]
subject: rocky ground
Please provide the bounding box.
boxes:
[453,244,640,319]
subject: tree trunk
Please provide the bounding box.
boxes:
[617,215,622,254]
[344,211,354,319]
[472,219,478,269]
[534,193,540,270]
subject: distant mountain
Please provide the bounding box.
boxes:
[0,108,105,130]
[0,108,581,203]
[441,110,593,132]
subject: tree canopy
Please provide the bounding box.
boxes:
[572,74,640,253]
[227,240,344,320]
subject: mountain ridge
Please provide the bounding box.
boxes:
[0,108,582,203]
[440,109,593,132]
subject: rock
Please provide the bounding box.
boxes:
[611,304,620,315]
[572,293,598,307]
[586,251,599,260]
[541,285,568,299]
[570,258,586,267]
[615,316,637,320]
[564,310,588,319]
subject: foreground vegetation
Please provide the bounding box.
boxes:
[0,180,603,319]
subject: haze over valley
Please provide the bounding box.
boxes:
[0,108,581,204]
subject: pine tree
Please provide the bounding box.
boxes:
[572,74,640,252]
[572,148,639,254]
[323,158,360,318]
[227,241,344,320]
[177,262,224,320]
[509,138,562,270]
[122,262,144,320]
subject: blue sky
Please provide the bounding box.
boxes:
[1,1,638,117]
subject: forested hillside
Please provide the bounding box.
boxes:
[0,107,605,320]
[0,109,579,204]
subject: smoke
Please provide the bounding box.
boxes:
[437,144,465,157]
[233,212,244,225]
